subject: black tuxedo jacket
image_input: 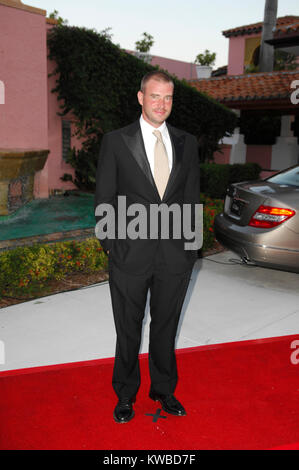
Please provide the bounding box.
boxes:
[94,120,200,275]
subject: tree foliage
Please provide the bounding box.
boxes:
[135,32,154,53]
[48,9,68,26]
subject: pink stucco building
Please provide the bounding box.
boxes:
[191,16,299,177]
[0,0,199,216]
[126,50,198,80]
[0,0,78,215]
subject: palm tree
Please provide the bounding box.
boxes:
[258,0,278,72]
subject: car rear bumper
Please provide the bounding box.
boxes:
[214,214,299,273]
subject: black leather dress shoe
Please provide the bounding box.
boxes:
[113,397,135,423]
[149,392,186,416]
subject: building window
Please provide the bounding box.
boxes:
[62,120,71,161]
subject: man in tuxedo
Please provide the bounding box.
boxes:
[95,70,200,423]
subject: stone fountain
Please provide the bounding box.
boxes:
[0,149,49,215]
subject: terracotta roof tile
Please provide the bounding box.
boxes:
[275,21,299,35]
[222,15,299,37]
[189,71,299,103]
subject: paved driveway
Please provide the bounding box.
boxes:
[0,250,298,372]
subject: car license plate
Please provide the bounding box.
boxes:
[230,199,242,216]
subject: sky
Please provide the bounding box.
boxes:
[30,0,299,69]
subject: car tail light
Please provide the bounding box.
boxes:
[249,205,296,228]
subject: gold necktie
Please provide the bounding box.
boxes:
[153,130,170,199]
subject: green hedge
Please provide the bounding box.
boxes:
[47,25,237,189]
[200,162,262,198]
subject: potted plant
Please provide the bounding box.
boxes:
[195,50,216,78]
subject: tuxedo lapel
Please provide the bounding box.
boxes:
[121,121,157,193]
[121,120,185,201]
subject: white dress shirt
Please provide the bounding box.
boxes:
[139,115,173,176]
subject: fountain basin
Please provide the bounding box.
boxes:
[0,148,49,215]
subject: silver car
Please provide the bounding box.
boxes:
[214,165,299,273]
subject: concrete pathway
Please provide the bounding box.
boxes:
[0,250,298,372]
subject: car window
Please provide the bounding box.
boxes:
[266,166,299,187]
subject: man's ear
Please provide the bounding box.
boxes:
[137,90,143,106]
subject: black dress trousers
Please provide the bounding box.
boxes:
[108,243,192,400]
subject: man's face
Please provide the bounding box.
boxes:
[137,78,173,128]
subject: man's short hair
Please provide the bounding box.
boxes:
[140,71,174,93]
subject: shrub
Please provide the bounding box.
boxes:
[0,238,107,300]
[201,194,224,251]
[200,162,261,198]
[0,197,223,301]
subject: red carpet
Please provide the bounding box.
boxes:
[0,334,298,450]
